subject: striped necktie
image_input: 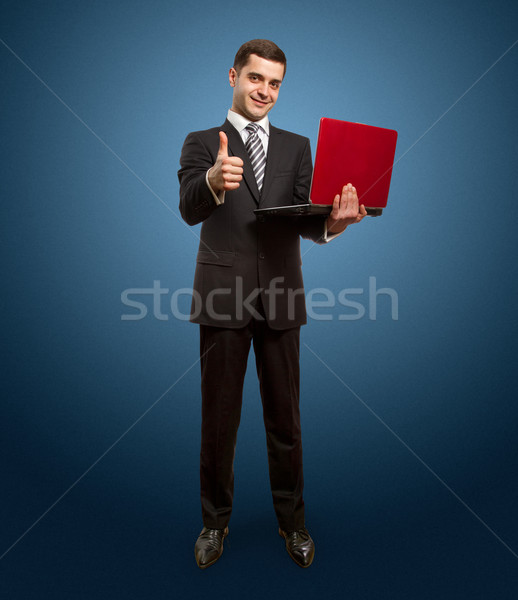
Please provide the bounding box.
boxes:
[244,123,266,191]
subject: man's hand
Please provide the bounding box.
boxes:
[208,132,244,194]
[326,183,367,235]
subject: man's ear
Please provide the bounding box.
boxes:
[229,67,237,87]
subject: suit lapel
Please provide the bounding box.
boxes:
[221,120,260,204]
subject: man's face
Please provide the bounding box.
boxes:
[229,54,284,122]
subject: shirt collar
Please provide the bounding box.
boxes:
[227,109,270,136]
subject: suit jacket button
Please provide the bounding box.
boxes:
[259,252,265,259]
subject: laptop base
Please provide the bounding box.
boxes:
[254,204,383,217]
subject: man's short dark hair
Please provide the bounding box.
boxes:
[233,39,287,76]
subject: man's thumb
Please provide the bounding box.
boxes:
[217,131,228,157]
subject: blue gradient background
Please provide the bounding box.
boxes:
[1,1,517,598]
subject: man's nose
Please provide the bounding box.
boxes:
[257,83,268,97]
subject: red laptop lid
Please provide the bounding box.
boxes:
[310,118,398,209]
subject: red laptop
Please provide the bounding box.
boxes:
[255,118,398,217]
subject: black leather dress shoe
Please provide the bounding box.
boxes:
[194,527,229,569]
[279,527,315,568]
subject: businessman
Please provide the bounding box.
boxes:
[178,39,366,569]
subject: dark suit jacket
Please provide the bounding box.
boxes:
[178,119,327,329]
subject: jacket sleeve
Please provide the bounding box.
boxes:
[294,138,328,245]
[178,131,219,226]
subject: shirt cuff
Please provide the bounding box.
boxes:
[323,220,345,242]
[206,170,225,205]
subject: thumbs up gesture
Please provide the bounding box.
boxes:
[208,131,244,193]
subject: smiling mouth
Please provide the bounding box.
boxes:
[251,98,268,106]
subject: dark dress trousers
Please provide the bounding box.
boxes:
[178,119,327,531]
